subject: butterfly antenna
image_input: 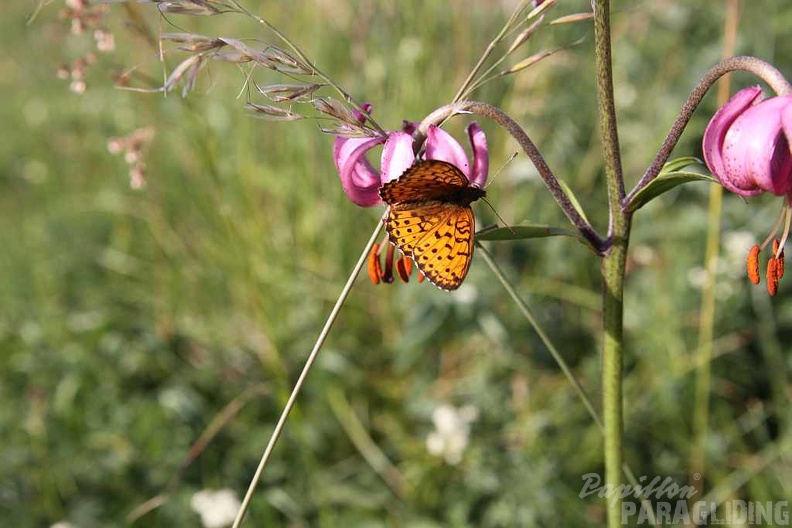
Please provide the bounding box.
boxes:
[481,198,515,235]
[483,151,519,189]
[480,152,517,234]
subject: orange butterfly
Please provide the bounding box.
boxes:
[379,159,486,291]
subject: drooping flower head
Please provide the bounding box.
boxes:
[703,86,792,295]
[333,106,489,286]
[333,105,489,206]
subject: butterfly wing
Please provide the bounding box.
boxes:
[380,159,480,291]
[386,202,476,291]
[410,205,476,290]
[385,202,451,257]
[380,160,469,205]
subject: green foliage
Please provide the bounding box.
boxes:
[477,223,591,247]
[2,1,791,527]
[626,157,717,213]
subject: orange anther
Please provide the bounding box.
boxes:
[766,258,779,296]
[382,243,395,283]
[402,256,413,277]
[367,243,381,285]
[747,245,761,285]
[395,257,411,283]
[773,239,785,279]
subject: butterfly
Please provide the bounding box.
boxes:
[378,159,486,291]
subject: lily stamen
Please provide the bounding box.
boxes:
[773,239,785,279]
[382,243,396,283]
[758,204,788,251]
[366,236,426,286]
[775,205,792,260]
[767,258,779,296]
[367,242,382,285]
[747,245,761,285]
[395,256,411,283]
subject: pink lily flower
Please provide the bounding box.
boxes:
[334,105,489,286]
[333,106,489,207]
[702,86,792,295]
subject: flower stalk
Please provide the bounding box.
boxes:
[593,2,629,526]
[415,102,606,253]
[231,216,385,528]
[624,56,792,209]
[692,0,739,495]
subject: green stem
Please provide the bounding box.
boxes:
[691,184,721,493]
[594,2,629,527]
[416,102,605,253]
[691,0,739,495]
[477,244,601,426]
[623,56,792,208]
[231,215,385,528]
[478,243,657,525]
[601,236,629,528]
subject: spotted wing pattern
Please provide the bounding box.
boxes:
[411,205,476,290]
[385,202,452,257]
[380,160,469,204]
[380,160,481,291]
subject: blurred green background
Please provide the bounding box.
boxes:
[2,1,791,526]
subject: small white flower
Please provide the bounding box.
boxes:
[630,244,657,266]
[50,522,74,528]
[454,283,479,305]
[723,230,756,277]
[190,489,241,528]
[94,29,115,52]
[397,37,423,63]
[687,266,707,289]
[425,404,478,465]
[723,231,755,259]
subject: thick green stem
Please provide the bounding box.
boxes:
[601,228,629,528]
[594,1,629,526]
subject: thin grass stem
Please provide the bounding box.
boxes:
[476,243,600,426]
[231,214,385,528]
[691,0,739,497]
[477,242,657,525]
[224,0,387,136]
[452,0,533,103]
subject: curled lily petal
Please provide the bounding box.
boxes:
[783,104,792,152]
[335,135,386,206]
[703,88,792,296]
[726,95,792,196]
[424,125,471,178]
[467,122,489,188]
[784,105,792,207]
[351,102,373,124]
[703,86,764,195]
[401,120,418,135]
[381,131,416,183]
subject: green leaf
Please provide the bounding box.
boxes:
[661,156,702,173]
[558,179,591,224]
[477,223,586,243]
[626,158,718,212]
